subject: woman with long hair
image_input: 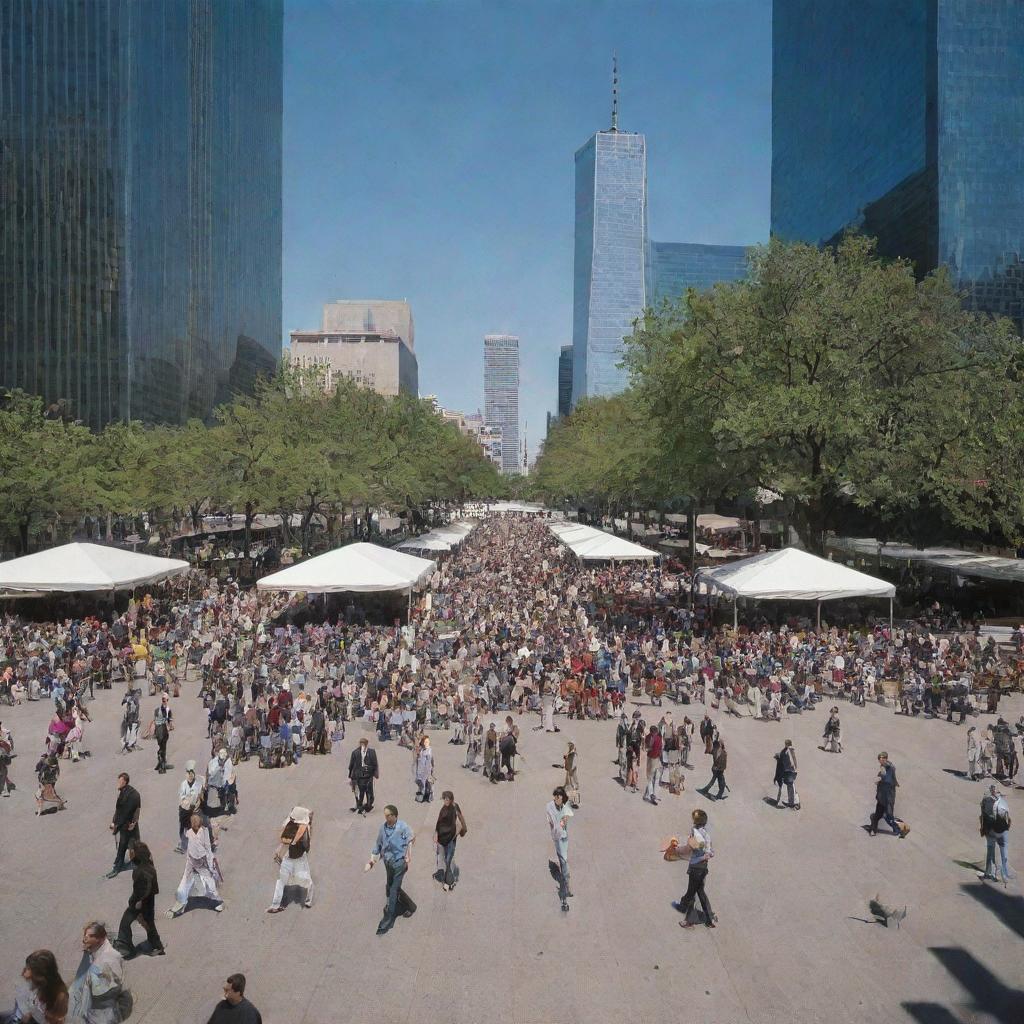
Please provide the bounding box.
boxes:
[563,742,580,808]
[7,949,68,1023]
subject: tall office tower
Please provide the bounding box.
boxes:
[483,335,520,475]
[0,0,283,428]
[571,61,648,406]
[772,1,1024,331]
[557,345,573,419]
[647,243,749,306]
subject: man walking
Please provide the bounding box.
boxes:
[365,804,416,935]
[153,694,172,774]
[107,773,141,878]
[699,740,729,800]
[348,736,378,815]
[675,808,716,928]
[168,812,224,917]
[868,752,910,838]
[979,784,1014,883]
[643,722,663,805]
[114,840,164,958]
[71,920,130,1022]
[176,761,204,853]
[546,785,574,912]
[773,739,801,809]
[206,975,262,1024]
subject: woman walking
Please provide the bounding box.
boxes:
[822,707,843,753]
[34,755,66,815]
[433,791,468,891]
[267,806,314,912]
[7,949,69,1023]
[967,726,981,780]
[563,742,580,808]
[414,736,435,802]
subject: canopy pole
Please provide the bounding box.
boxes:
[889,597,893,632]
[733,596,738,631]
[816,601,821,631]
[407,588,412,625]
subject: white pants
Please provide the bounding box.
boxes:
[176,859,220,905]
[270,853,314,908]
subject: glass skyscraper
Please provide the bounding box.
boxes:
[483,334,520,476]
[0,0,283,429]
[557,344,573,419]
[772,0,1024,331]
[571,129,648,405]
[648,242,749,306]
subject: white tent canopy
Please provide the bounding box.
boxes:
[696,547,895,601]
[829,537,1024,586]
[695,547,894,628]
[548,522,658,562]
[0,543,189,594]
[256,542,435,594]
[396,534,454,553]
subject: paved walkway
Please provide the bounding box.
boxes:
[1,684,1022,1023]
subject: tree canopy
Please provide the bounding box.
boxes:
[0,367,502,554]
[534,235,1024,553]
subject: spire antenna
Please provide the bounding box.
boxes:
[611,53,619,131]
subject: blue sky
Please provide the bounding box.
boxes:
[283,0,771,456]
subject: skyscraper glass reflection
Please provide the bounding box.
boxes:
[571,129,648,405]
[483,335,520,476]
[0,0,283,428]
[772,0,1024,331]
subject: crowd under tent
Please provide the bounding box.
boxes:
[0,542,189,596]
[257,542,434,594]
[829,537,1024,587]
[548,522,659,563]
[695,546,896,629]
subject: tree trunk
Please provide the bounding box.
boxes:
[688,498,697,608]
[244,501,255,558]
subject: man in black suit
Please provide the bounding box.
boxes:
[107,772,141,878]
[348,737,378,815]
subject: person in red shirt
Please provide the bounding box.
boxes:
[643,725,663,804]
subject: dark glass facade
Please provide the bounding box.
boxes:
[772,0,1024,331]
[649,242,749,306]
[557,344,572,419]
[0,0,282,429]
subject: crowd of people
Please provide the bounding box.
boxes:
[2,514,1023,1019]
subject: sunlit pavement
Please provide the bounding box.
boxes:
[2,681,1022,1023]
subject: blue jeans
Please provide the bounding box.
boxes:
[553,839,570,901]
[985,832,1011,879]
[383,859,415,923]
[441,839,457,885]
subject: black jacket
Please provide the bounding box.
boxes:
[129,861,159,903]
[348,746,378,781]
[112,784,141,832]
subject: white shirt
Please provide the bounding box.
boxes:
[546,800,573,842]
[184,826,214,865]
[178,777,204,809]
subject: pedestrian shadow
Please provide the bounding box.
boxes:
[277,884,312,909]
[960,881,1024,940]
[941,768,972,782]
[902,946,1024,1024]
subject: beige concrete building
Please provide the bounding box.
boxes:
[289,300,418,397]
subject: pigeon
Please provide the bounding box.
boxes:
[868,895,908,928]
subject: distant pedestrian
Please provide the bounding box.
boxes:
[674,808,716,928]
[700,740,728,800]
[414,736,435,802]
[433,791,468,891]
[266,806,314,912]
[773,740,801,809]
[978,785,1013,883]
[107,773,140,878]
[176,761,204,853]
[563,742,580,807]
[205,975,262,1024]
[152,694,172,774]
[348,737,378,814]
[366,804,416,936]
[867,752,910,838]
[822,707,842,753]
[546,785,574,912]
[643,724,663,805]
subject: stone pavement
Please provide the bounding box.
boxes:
[1,684,1022,1024]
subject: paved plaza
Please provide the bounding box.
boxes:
[1,679,1021,1024]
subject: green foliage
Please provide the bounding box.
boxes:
[535,235,1024,552]
[0,370,501,554]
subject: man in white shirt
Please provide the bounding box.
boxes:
[70,921,129,1023]
[176,761,205,853]
[168,813,224,917]
[546,786,574,913]
[205,749,237,815]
